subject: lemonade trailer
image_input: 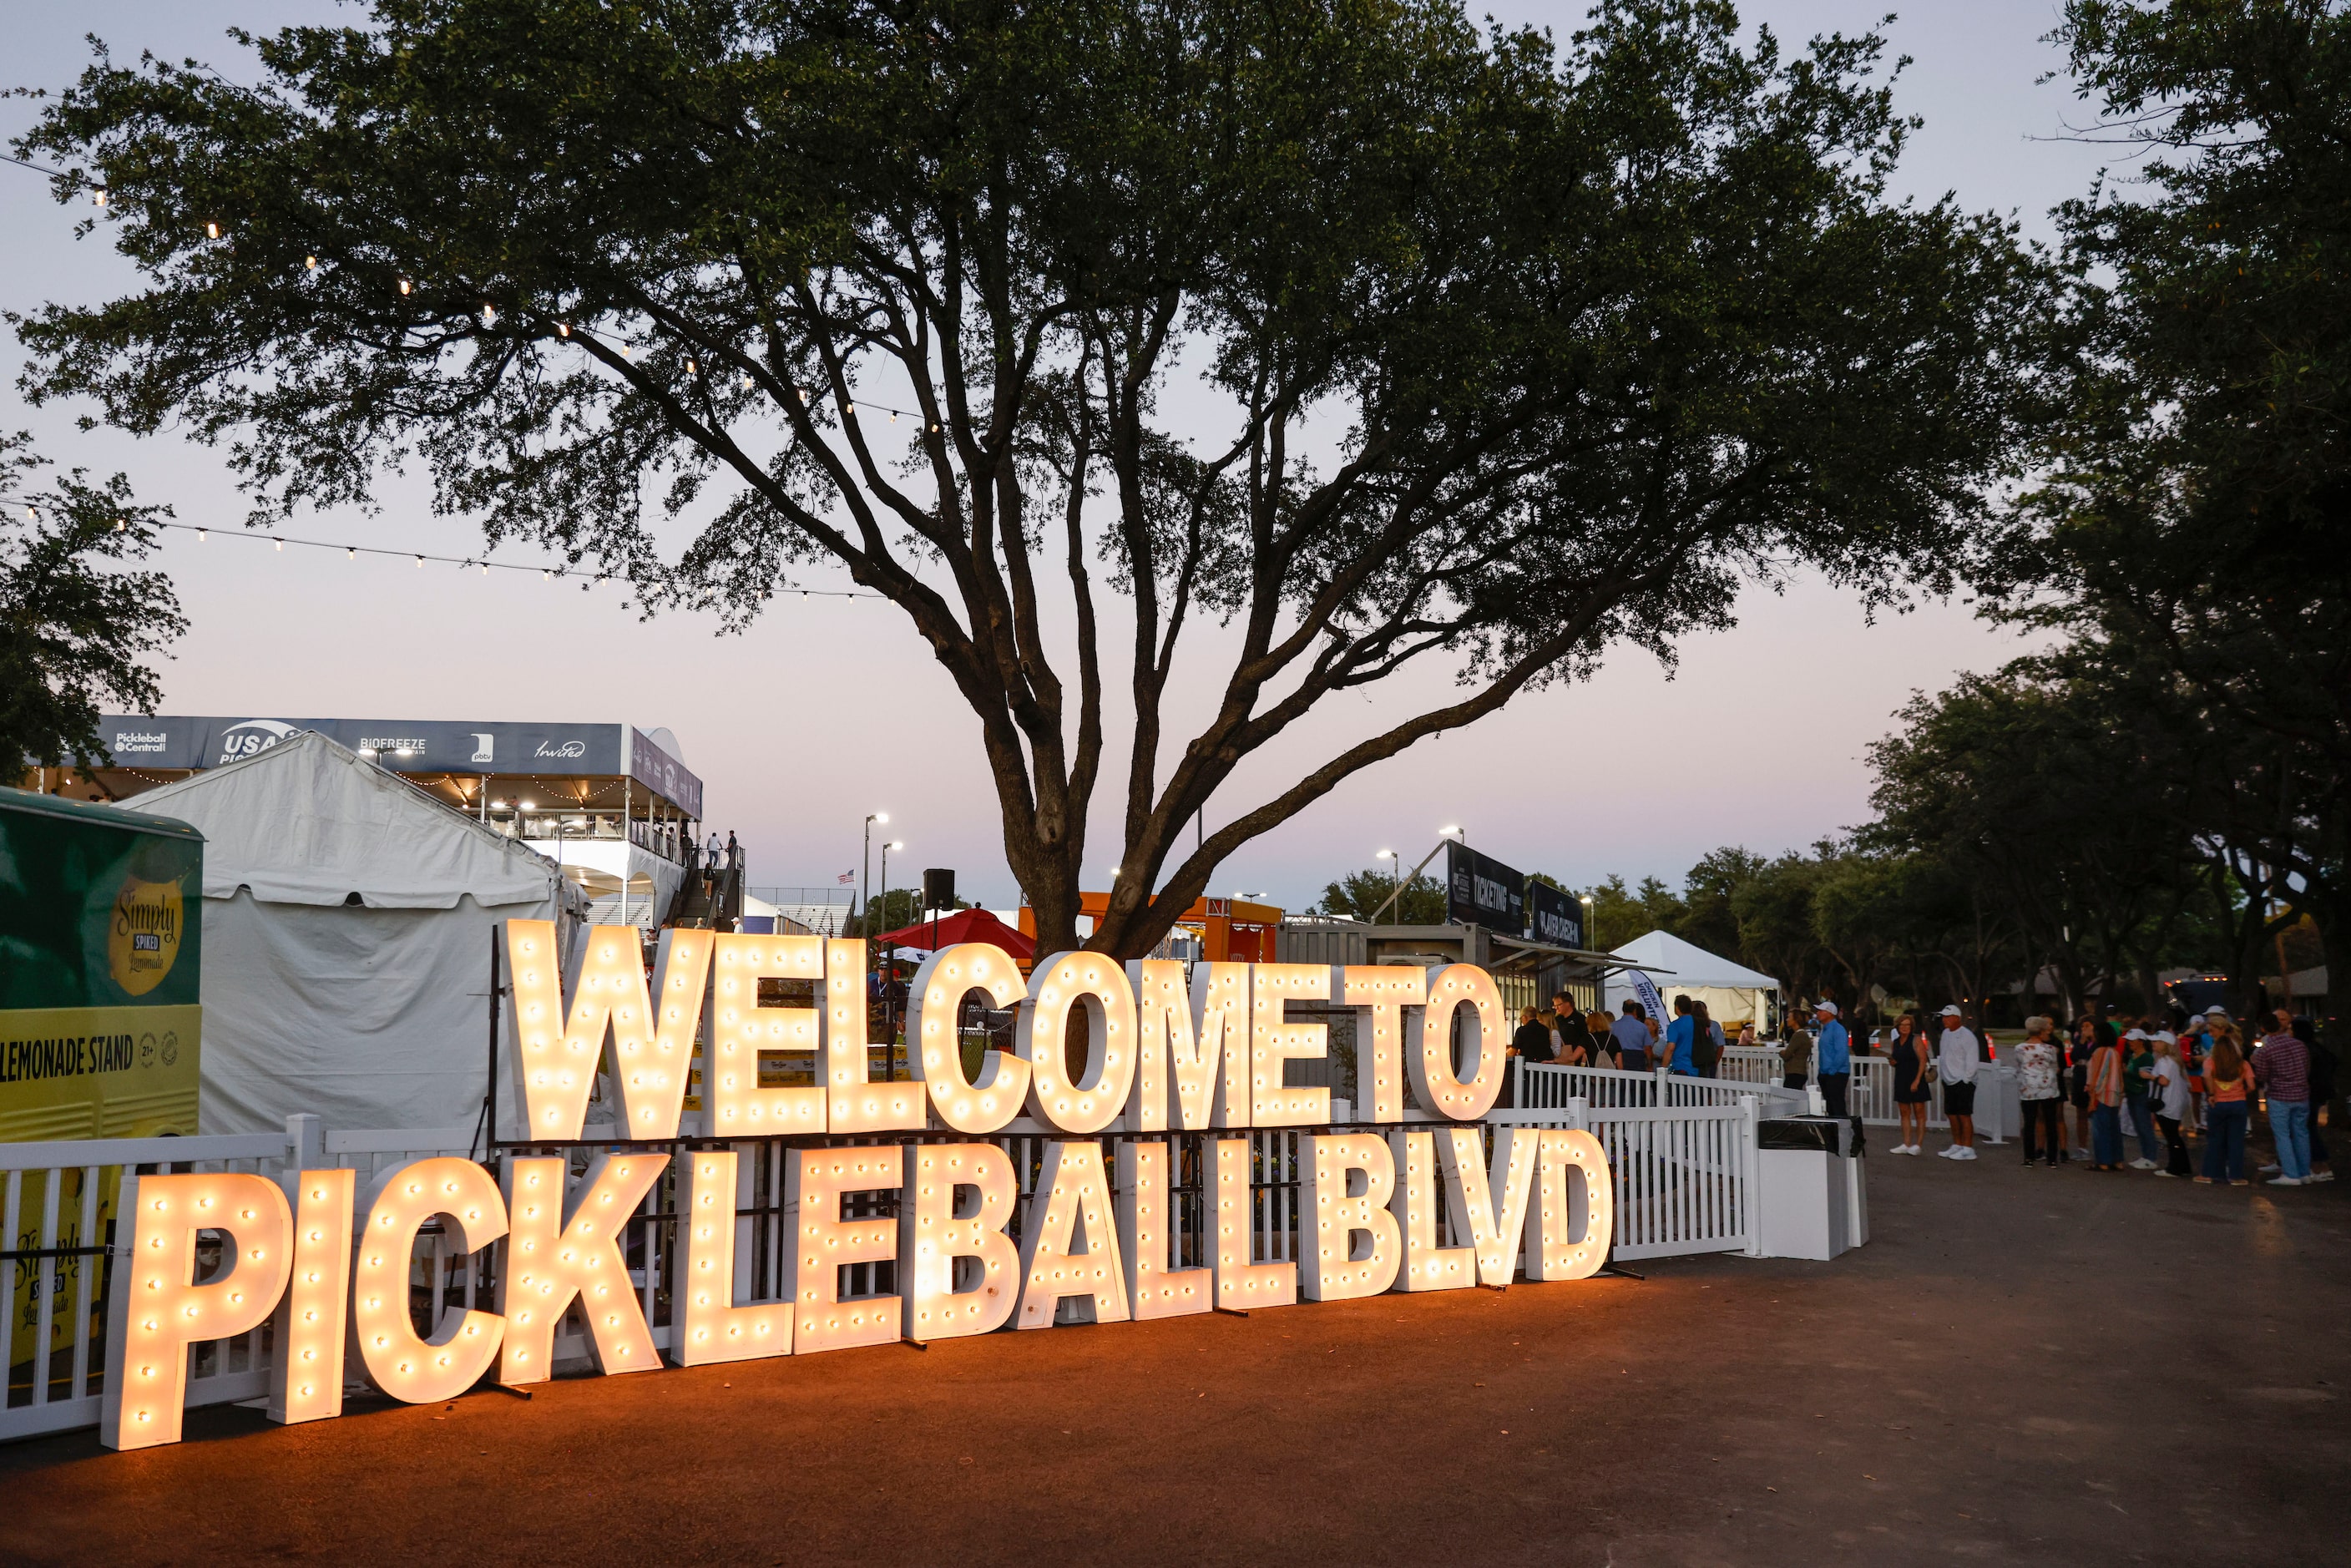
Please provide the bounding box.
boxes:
[1,791,203,1144]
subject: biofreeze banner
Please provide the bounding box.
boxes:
[103,928,1613,1451]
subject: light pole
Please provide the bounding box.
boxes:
[878,838,903,1074]
[1372,848,1396,922]
[861,812,888,938]
[879,839,902,933]
[1579,893,1595,949]
[1369,826,1463,927]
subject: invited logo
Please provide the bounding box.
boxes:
[109,875,184,996]
[216,718,299,765]
[533,740,587,760]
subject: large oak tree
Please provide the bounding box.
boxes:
[13,0,2046,956]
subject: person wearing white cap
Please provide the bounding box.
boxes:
[1812,999,1851,1118]
[1935,1004,1980,1159]
[2123,1027,2162,1169]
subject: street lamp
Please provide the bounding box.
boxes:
[877,837,904,1077]
[861,812,889,938]
[1369,826,1464,927]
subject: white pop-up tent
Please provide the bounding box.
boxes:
[131,730,584,1136]
[1603,929,1782,1029]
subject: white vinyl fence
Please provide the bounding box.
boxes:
[1720,1047,2018,1140]
[1498,1085,1769,1262]
[3,1120,313,1444]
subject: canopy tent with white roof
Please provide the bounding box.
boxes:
[132,729,584,1136]
[1602,929,1782,1029]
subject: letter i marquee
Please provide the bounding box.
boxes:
[99,948,1623,1450]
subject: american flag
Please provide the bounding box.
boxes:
[837,869,857,885]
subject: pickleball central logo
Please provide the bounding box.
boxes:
[109,876,185,996]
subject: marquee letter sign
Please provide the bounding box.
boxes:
[99,950,1623,1449]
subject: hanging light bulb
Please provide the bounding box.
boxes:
[346,548,356,559]
[205,220,219,239]
[741,373,752,391]
[415,555,425,568]
[482,303,497,327]
[274,539,283,551]
[23,506,36,521]
[686,358,697,375]
[306,255,317,271]
[479,562,488,575]
[558,322,570,338]
[542,569,551,580]
[398,278,412,296]
[844,402,854,415]
[93,187,108,208]
[798,388,808,404]
[115,518,127,532]
[197,529,207,543]
[890,409,897,424]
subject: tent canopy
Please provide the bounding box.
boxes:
[1603,930,1781,1028]
[124,730,581,1136]
[875,908,1035,963]
[1609,930,1779,991]
[134,729,569,908]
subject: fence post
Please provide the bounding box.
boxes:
[1566,1095,1589,1136]
[1740,1095,1763,1257]
[285,1113,324,1170]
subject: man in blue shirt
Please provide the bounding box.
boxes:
[1813,999,1853,1118]
[1609,1000,1655,1071]
[1665,994,1699,1075]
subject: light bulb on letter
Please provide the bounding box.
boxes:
[354,1158,508,1402]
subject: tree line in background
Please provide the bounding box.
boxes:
[1332,1,2343,1040]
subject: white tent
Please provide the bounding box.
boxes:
[132,731,584,1136]
[1603,930,1781,1029]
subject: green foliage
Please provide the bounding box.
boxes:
[1984,1,2351,1013]
[0,434,185,773]
[858,887,970,938]
[1575,873,1682,953]
[1316,867,1445,925]
[9,0,2051,958]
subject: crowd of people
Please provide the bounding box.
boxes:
[1506,990,2335,1189]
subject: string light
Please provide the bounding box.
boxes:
[205,221,219,239]
[0,503,883,599]
[398,278,412,296]
[306,255,316,270]
[481,303,496,327]
[93,187,107,207]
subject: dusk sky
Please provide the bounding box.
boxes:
[2,3,2115,915]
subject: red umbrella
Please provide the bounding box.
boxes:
[873,907,1035,963]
